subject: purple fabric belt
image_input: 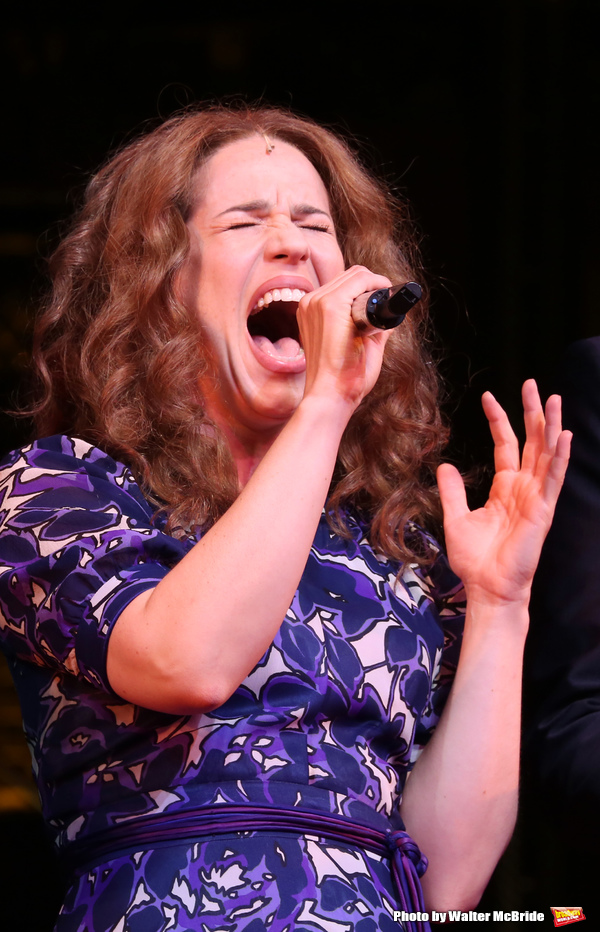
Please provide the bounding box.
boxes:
[65,804,430,932]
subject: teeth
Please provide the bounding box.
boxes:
[252,289,307,313]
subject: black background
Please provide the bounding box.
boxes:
[0,5,598,928]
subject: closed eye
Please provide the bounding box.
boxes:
[224,220,333,234]
[300,223,331,233]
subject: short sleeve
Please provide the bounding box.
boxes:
[409,541,466,762]
[0,436,193,693]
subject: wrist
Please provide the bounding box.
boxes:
[464,591,530,640]
[295,392,357,434]
[463,582,531,611]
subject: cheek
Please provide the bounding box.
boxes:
[325,235,346,271]
[176,237,203,311]
[323,247,345,281]
[195,246,247,311]
[197,301,242,364]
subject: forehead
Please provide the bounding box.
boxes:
[193,136,331,212]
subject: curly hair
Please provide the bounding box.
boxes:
[31,103,447,564]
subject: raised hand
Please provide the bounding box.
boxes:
[437,380,571,607]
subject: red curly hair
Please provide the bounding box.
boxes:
[32,103,447,564]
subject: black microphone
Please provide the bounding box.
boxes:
[351,281,422,333]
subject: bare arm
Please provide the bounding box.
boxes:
[400,381,571,910]
[107,267,392,713]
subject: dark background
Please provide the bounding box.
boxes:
[0,5,598,928]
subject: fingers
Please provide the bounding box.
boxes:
[298,266,393,404]
[521,379,546,472]
[485,380,570,486]
[298,265,392,353]
[543,393,564,450]
[481,391,521,473]
[437,463,469,525]
[522,380,564,457]
[302,265,392,307]
[521,382,571,495]
[542,427,572,503]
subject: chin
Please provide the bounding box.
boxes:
[240,377,305,428]
[253,393,303,426]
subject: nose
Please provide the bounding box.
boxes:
[263,216,310,263]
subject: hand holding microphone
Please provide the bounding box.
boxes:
[298,271,421,409]
[351,282,422,334]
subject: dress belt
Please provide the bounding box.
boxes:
[65,804,430,932]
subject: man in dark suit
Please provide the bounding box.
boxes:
[524,336,600,904]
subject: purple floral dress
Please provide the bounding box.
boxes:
[0,436,465,932]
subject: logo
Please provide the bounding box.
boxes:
[550,907,586,927]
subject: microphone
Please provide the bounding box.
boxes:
[351,281,422,333]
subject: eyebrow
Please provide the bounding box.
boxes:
[216,200,332,219]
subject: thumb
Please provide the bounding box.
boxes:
[437,463,469,525]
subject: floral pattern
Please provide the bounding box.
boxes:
[0,436,465,930]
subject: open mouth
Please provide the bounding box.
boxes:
[247,288,306,358]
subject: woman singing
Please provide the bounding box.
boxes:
[0,104,570,932]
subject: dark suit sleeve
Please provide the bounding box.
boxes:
[525,337,600,833]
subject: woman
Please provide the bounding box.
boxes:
[0,105,570,931]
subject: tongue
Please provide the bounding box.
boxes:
[253,335,303,358]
